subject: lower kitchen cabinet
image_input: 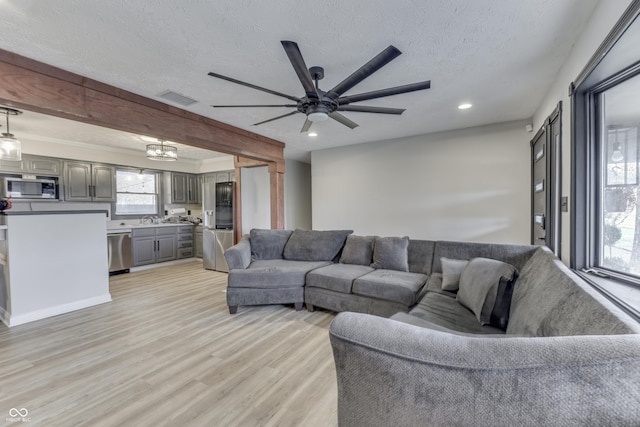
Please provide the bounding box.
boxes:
[132,227,177,266]
[176,225,194,259]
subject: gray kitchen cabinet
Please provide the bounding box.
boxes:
[176,225,194,259]
[63,161,116,202]
[169,172,200,204]
[27,156,62,176]
[171,173,188,204]
[187,174,200,204]
[132,227,177,266]
[0,154,61,176]
[132,234,156,266]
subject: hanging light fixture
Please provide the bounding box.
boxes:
[0,107,23,161]
[146,139,177,161]
[611,141,624,162]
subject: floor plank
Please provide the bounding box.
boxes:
[0,260,338,427]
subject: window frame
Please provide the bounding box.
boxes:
[571,1,640,320]
[113,168,161,218]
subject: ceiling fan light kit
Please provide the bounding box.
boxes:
[208,40,430,133]
[0,107,23,162]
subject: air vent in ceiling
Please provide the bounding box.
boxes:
[157,90,198,106]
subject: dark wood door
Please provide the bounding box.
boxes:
[531,102,562,255]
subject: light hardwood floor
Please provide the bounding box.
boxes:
[0,260,338,426]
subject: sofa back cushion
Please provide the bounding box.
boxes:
[432,241,537,274]
[507,247,640,336]
[407,240,436,275]
[249,229,293,260]
[371,236,410,271]
[283,229,353,261]
[340,235,374,265]
[457,257,518,325]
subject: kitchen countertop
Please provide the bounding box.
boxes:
[107,222,197,234]
[1,210,109,216]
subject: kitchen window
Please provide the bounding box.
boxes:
[115,170,158,215]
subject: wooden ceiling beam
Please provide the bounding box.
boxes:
[0,48,285,168]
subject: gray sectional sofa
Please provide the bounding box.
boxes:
[225,228,640,425]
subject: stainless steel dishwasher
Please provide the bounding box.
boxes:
[203,228,233,272]
[108,232,132,274]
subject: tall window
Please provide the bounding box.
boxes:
[572,1,640,289]
[600,77,640,276]
[115,170,158,215]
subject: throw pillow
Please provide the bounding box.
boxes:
[340,235,374,265]
[283,229,353,261]
[370,236,410,272]
[440,257,469,291]
[249,229,293,260]
[456,257,518,325]
[489,273,519,330]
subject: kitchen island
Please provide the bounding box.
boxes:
[0,210,111,327]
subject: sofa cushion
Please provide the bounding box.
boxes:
[457,257,518,325]
[507,247,640,336]
[371,236,410,272]
[227,259,331,289]
[440,257,469,291]
[249,229,293,260]
[307,264,375,293]
[490,275,518,330]
[352,269,427,306]
[283,229,353,262]
[408,292,506,335]
[390,312,506,337]
[340,235,374,266]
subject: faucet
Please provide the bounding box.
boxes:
[141,215,157,224]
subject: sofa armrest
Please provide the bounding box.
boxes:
[329,312,640,427]
[224,235,251,270]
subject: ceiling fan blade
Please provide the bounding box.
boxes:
[325,46,402,101]
[281,41,319,100]
[212,104,298,108]
[338,81,431,105]
[300,118,312,133]
[329,112,359,129]
[208,72,300,102]
[252,111,299,126]
[336,105,405,115]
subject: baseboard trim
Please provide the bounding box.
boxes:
[1,294,112,327]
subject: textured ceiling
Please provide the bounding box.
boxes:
[0,0,599,162]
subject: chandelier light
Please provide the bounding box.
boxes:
[0,107,23,161]
[146,139,178,161]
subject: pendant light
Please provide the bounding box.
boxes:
[146,139,178,161]
[0,107,23,161]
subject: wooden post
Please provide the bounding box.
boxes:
[269,162,285,230]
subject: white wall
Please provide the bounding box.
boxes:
[240,166,270,234]
[312,120,531,243]
[532,0,633,263]
[284,160,312,230]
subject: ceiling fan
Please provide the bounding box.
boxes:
[208,41,431,133]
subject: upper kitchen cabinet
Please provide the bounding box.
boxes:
[168,172,200,204]
[0,154,61,176]
[63,161,116,202]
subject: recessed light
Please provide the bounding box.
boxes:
[458,103,472,110]
[308,132,318,137]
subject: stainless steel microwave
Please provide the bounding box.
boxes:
[0,177,58,200]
